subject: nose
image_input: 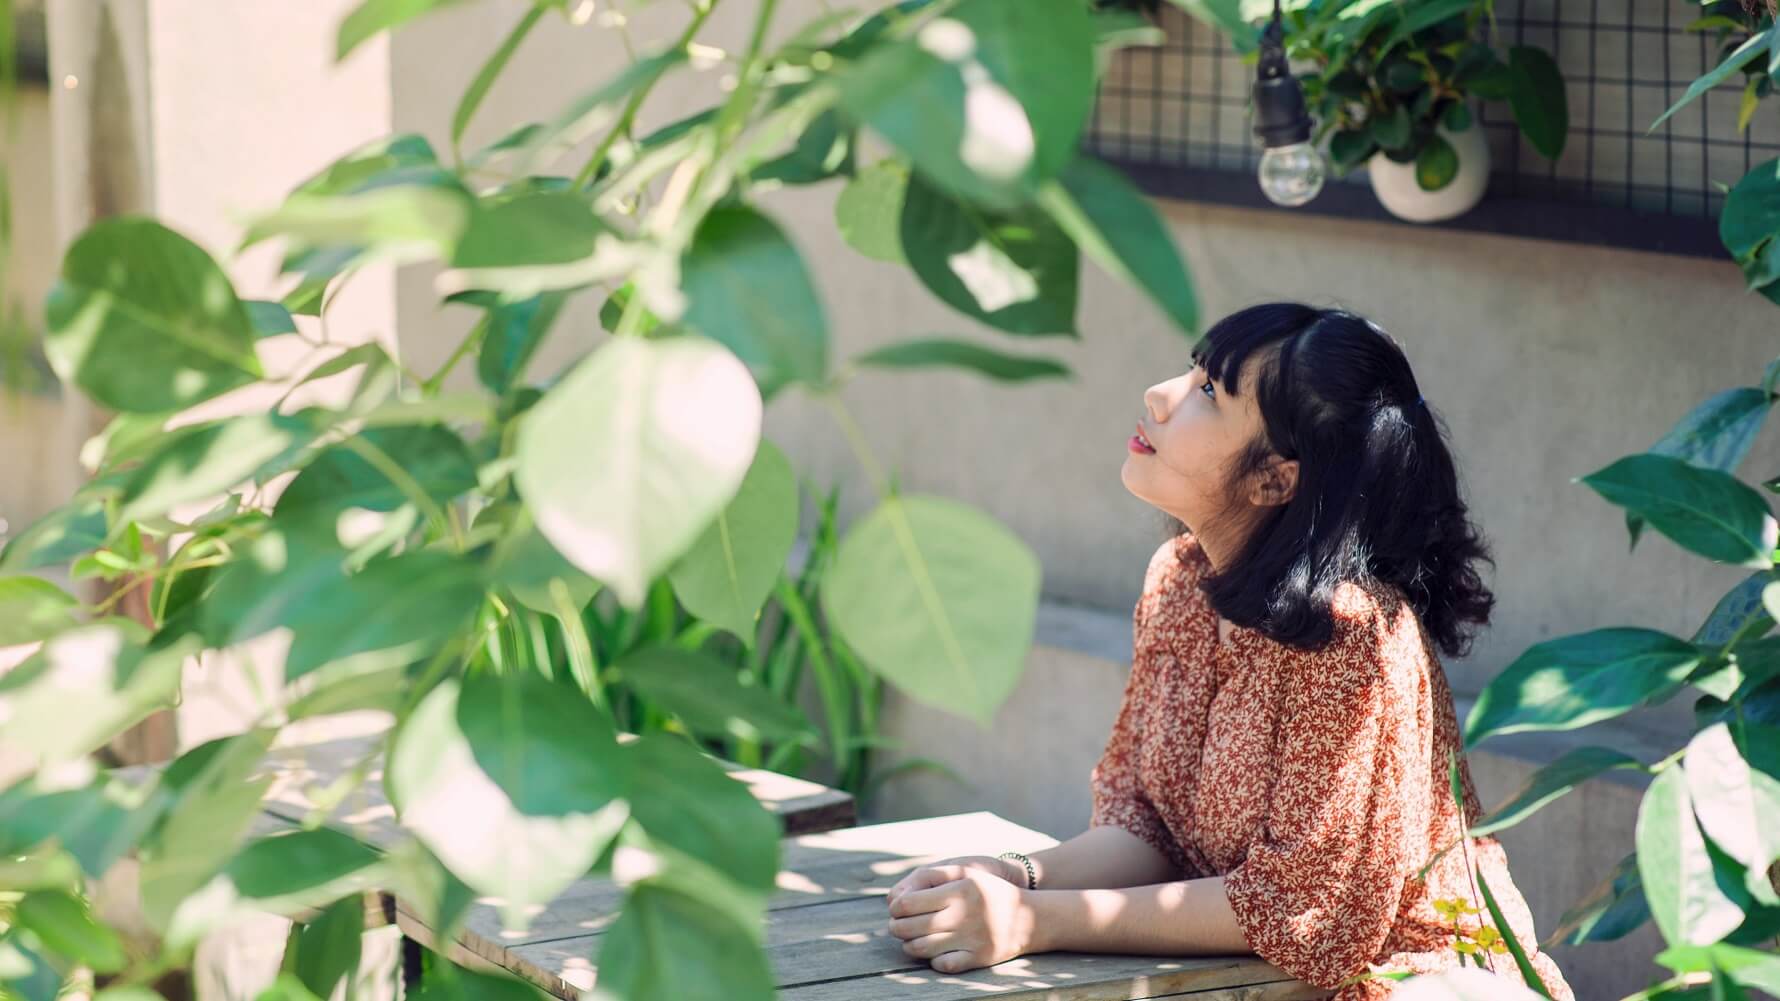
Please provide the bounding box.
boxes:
[1142,380,1174,424]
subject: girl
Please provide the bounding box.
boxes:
[884,304,1573,999]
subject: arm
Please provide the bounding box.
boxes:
[1023,824,1177,890]
[1026,875,1251,956]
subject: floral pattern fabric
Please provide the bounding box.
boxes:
[1089,534,1573,999]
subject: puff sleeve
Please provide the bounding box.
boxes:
[1221,611,1420,989]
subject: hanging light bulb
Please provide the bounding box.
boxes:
[1251,1,1325,207]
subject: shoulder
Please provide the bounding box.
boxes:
[1302,581,1434,702]
[1134,533,1203,638]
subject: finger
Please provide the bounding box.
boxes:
[887,881,958,919]
[887,864,956,909]
[932,950,979,975]
[887,908,954,941]
[900,931,955,960]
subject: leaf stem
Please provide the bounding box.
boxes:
[574,0,722,188]
[340,435,460,549]
[822,394,888,498]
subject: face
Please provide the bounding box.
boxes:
[1121,359,1295,542]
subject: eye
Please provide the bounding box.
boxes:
[1200,376,1216,401]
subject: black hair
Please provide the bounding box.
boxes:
[1186,302,1493,659]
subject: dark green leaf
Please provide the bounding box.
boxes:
[1508,46,1567,159]
[1546,853,1649,947]
[1370,104,1412,150]
[1415,134,1460,191]
[0,936,60,1001]
[287,897,364,1001]
[0,576,77,645]
[514,336,761,607]
[900,172,1078,336]
[1638,767,1748,947]
[118,413,316,524]
[275,424,478,528]
[1039,156,1198,335]
[1653,28,1775,133]
[1469,747,1646,837]
[1656,943,1780,994]
[666,440,799,641]
[614,647,816,744]
[835,159,910,264]
[484,505,600,616]
[407,967,549,1001]
[1465,628,1703,743]
[752,109,856,185]
[1694,572,1776,645]
[1685,723,1780,904]
[0,771,159,877]
[1474,869,1553,997]
[835,0,1097,208]
[822,494,1040,726]
[1655,388,1772,474]
[596,883,774,1001]
[388,672,630,923]
[623,734,781,891]
[44,218,262,412]
[246,300,299,338]
[1442,101,1474,132]
[681,206,830,397]
[1583,453,1778,568]
[473,293,567,394]
[0,499,107,572]
[854,337,1071,382]
[1723,159,1780,261]
[1329,129,1377,170]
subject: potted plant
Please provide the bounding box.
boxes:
[1283,0,1569,222]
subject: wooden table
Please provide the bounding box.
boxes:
[480,812,1326,1001]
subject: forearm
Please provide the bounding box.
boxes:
[1024,876,1253,957]
[1025,825,1177,890]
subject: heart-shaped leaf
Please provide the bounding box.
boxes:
[1037,156,1197,335]
[0,576,78,646]
[900,173,1078,336]
[516,335,762,607]
[666,439,799,641]
[1465,628,1703,743]
[680,206,830,397]
[613,647,816,745]
[1638,767,1747,946]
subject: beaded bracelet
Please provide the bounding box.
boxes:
[997,851,1038,891]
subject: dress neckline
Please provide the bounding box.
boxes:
[1171,532,1258,654]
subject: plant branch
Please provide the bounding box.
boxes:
[574,0,722,188]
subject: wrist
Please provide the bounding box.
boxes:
[1019,887,1052,955]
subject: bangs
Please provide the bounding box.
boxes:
[1190,306,1304,400]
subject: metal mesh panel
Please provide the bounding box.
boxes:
[1083,1,1780,221]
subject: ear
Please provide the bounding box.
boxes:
[1248,457,1300,507]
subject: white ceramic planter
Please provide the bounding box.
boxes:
[1366,119,1491,223]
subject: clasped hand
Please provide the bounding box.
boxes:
[884,856,1041,974]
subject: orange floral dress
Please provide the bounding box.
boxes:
[1089,534,1573,999]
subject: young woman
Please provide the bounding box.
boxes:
[884,304,1573,999]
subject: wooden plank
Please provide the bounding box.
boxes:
[771,952,1320,1001]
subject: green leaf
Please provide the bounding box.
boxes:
[1506,46,1567,159]
[1442,101,1474,132]
[1329,129,1377,170]
[1741,76,1762,134]
[1465,628,1704,743]
[1657,944,1780,995]
[484,507,600,616]
[245,167,474,275]
[203,541,484,682]
[470,49,687,173]
[0,624,187,764]
[274,424,479,530]
[1722,159,1780,261]
[0,936,60,1001]
[680,206,830,397]
[15,891,127,973]
[1629,388,1772,547]
[246,300,299,338]
[822,494,1040,726]
[596,883,775,1001]
[287,896,365,1001]
[1654,28,1775,133]
[0,576,77,645]
[1685,723,1780,904]
[406,967,550,1001]
[900,172,1078,336]
[1415,134,1460,191]
[835,0,1098,208]
[451,6,544,153]
[140,730,279,934]
[835,159,910,264]
[613,647,817,745]
[388,673,630,924]
[515,335,762,608]
[44,218,262,412]
[1638,767,1747,947]
[854,337,1071,382]
[1474,869,1553,997]
[1693,572,1776,646]
[1583,454,1778,568]
[666,440,799,641]
[1468,747,1645,837]
[118,413,316,524]
[1380,0,1474,52]
[1546,853,1649,946]
[474,292,567,394]
[440,191,629,298]
[752,109,856,186]
[0,771,160,877]
[167,829,385,947]
[1037,156,1197,335]
[337,0,472,60]
[0,499,107,572]
[622,734,781,892]
[1370,104,1411,150]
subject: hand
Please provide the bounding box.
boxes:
[888,855,1021,909]
[884,864,1041,975]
